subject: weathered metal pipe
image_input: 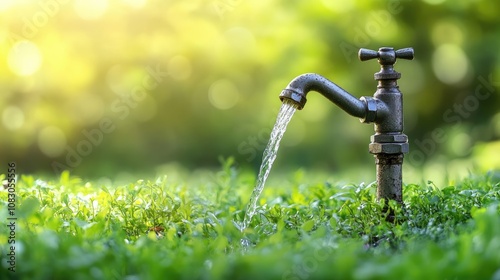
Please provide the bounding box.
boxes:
[279,73,389,124]
[280,73,366,116]
[279,47,414,206]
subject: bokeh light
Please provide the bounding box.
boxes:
[7,40,42,76]
[225,27,257,57]
[208,79,240,110]
[2,106,25,131]
[473,141,500,171]
[449,131,472,157]
[431,20,464,46]
[38,126,67,157]
[432,44,469,85]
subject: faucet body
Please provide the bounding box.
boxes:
[280,47,413,205]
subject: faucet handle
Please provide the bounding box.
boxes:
[358,49,379,61]
[395,48,414,60]
[359,47,414,65]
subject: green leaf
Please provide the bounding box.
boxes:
[74,218,96,230]
[301,220,315,232]
[18,196,41,218]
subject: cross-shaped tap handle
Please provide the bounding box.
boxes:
[358,47,414,66]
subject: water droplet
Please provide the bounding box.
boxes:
[240,237,251,248]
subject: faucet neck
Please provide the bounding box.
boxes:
[375,64,401,81]
[377,77,399,89]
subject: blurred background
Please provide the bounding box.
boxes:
[1,0,499,182]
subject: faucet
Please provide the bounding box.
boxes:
[279,47,414,205]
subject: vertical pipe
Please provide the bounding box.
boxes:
[375,154,403,204]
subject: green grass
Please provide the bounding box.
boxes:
[1,161,500,279]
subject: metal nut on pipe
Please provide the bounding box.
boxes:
[371,134,408,143]
[369,142,409,154]
[360,96,377,123]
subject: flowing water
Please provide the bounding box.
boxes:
[238,99,298,235]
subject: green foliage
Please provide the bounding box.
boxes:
[1,169,499,279]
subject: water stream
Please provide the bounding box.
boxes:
[238,99,298,236]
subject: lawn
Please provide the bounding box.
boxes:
[1,160,500,279]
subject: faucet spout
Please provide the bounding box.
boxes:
[279,73,366,118]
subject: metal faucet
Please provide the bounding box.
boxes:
[279,47,414,205]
